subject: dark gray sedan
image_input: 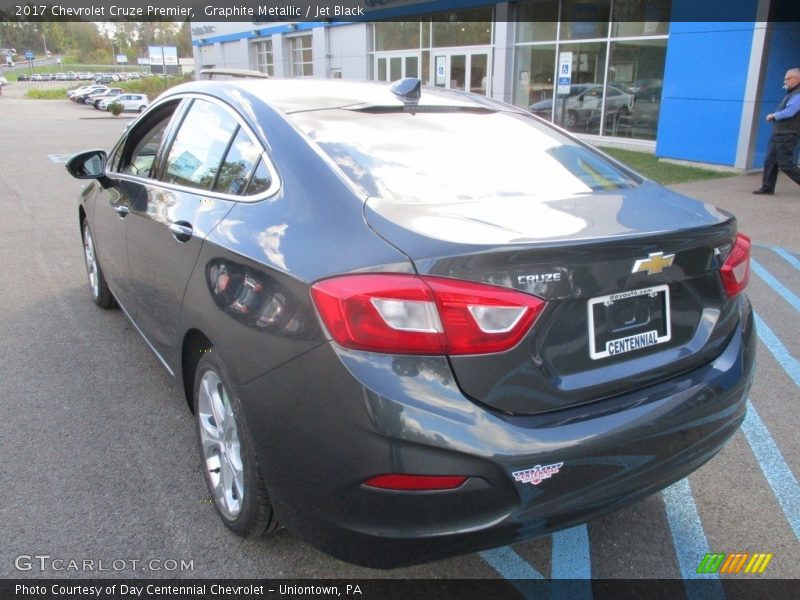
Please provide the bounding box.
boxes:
[66,77,755,568]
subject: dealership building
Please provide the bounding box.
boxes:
[191,0,800,170]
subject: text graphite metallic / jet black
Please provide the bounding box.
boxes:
[66,77,755,568]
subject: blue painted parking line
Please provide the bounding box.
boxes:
[551,525,592,580]
[770,247,800,272]
[662,479,725,600]
[752,312,800,389]
[479,545,544,580]
[742,400,800,540]
[751,258,800,313]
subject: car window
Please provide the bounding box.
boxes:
[162,99,238,191]
[246,159,272,196]
[213,127,263,195]
[114,100,182,179]
[121,117,170,178]
[294,109,639,201]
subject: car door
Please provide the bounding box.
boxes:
[94,98,185,316]
[125,96,260,372]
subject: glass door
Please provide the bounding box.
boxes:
[432,50,490,96]
[375,53,421,82]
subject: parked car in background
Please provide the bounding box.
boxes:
[73,86,109,104]
[67,85,103,99]
[94,75,115,85]
[17,74,29,81]
[88,88,123,108]
[65,77,754,569]
[30,74,43,82]
[529,83,634,129]
[99,93,149,112]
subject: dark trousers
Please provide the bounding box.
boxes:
[761,132,800,191]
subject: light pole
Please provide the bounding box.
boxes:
[158,27,167,88]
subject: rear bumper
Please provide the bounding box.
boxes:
[237,295,755,568]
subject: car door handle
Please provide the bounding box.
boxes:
[168,221,193,243]
[114,205,129,218]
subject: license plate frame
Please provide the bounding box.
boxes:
[587,285,671,360]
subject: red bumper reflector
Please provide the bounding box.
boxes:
[363,474,468,491]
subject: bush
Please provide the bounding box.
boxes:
[108,101,124,116]
[25,87,71,99]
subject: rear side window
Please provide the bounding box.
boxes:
[246,159,272,195]
[213,127,262,195]
[162,99,238,191]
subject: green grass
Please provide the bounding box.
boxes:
[25,87,70,99]
[599,147,735,185]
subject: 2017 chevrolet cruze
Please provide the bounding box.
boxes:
[66,77,755,568]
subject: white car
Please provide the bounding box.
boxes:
[99,93,149,112]
[30,74,43,82]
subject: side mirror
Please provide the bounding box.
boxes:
[65,149,108,180]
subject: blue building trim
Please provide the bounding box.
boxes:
[656,6,760,166]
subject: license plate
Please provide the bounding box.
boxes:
[587,285,671,360]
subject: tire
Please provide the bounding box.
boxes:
[194,352,278,537]
[81,220,115,308]
[138,105,146,113]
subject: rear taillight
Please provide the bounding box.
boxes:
[310,274,546,355]
[720,233,751,298]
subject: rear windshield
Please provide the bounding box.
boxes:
[290,109,640,204]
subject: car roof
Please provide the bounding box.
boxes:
[160,78,517,115]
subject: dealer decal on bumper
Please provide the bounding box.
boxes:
[512,462,564,485]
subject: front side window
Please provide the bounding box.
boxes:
[162,100,239,191]
[114,101,181,178]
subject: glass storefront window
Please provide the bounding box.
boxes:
[375,22,421,51]
[431,8,492,48]
[561,0,611,40]
[605,39,666,140]
[612,0,671,37]
[549,42,608,134]
[516,1,559,42]
[514,45,557,109]
[513,0,670,141]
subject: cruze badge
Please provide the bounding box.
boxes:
[632,252,675,276]
[517,272,562,285]
[512,462,563,486]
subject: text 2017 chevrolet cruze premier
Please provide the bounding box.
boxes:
[66,78,755,568]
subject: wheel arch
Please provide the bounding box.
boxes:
[182,329,214,413]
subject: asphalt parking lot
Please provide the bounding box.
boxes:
[0,84,798,591]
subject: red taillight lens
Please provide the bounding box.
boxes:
[362,474,468,491]
[310,274,546,355]
[720,233,751,298]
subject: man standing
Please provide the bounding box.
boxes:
[753,68,800,195]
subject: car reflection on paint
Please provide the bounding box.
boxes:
[66,76,754,568]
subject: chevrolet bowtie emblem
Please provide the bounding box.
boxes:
[632,252,675,275]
